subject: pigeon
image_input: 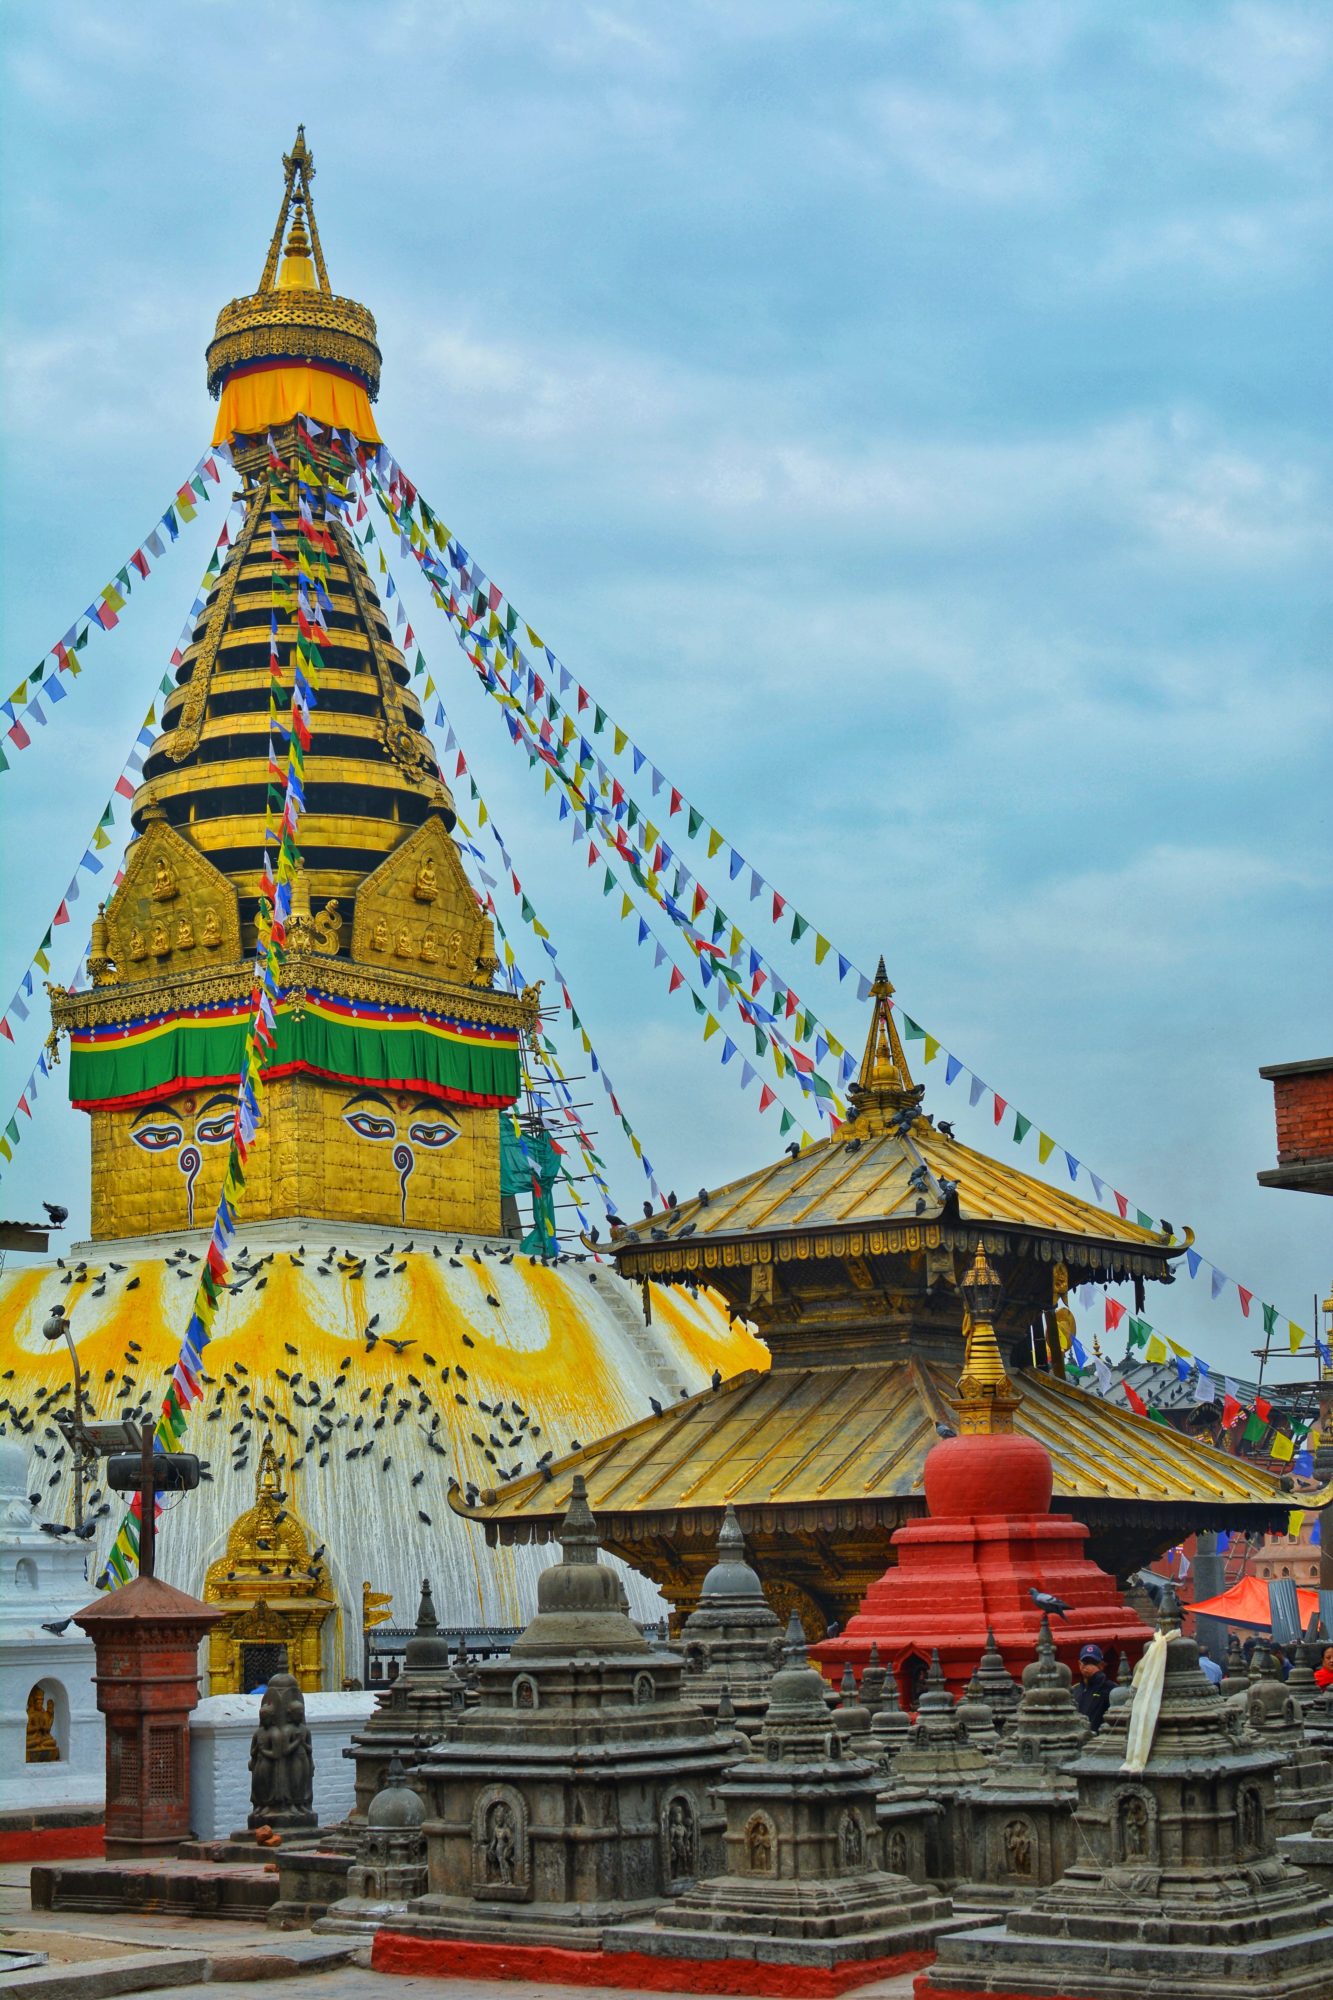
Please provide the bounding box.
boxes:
[649,1397,662,1415]
[697,1188,711,1207]
[785,1141,800,1158]
[938,1120,956,1139]
[934,1420,956,1439]
[42,1202,69,1225]
[711,1369,722,1392]
[41,1617,72,1635]
[1029,1588,1071,1621]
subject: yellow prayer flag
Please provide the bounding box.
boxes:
[1289,1323,1307,1354]
[525,624,542,647]
[477,802,488,826]
[613,727,627,755]
[1271,1432,1294,1463]
[1166,1338,1191,1359]
[707,829,724,859]
[814,935,831,965]
[924,1036,940,1064]
[703,1016,720,1042]
[1288,1508,1305,1537]
[620,895,633,920]
[1145,1334,1167,1363]
[1037,1133,1055,1164]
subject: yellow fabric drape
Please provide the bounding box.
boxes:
[212,363,381,446]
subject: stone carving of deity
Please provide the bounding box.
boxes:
[413,856,439,903]
[1003,1817,1033,1876]
[201,908,221,948]
[395,926,414,959]
[667,1796,696,1879]
[150,922,170,957]
[128,926,146,960]
[746,1814,774,1873]
[151,856,177,901]
[1239,1788,1262,1853]
[176,914,195,950]
[371,917,389,952]
[838,1810,864,1869]
[247,1672,314,1825]
[1119,1794,1150,1861]
[419,926,439,963]
[885,1828,909,1874]
[484,1800,517,1884]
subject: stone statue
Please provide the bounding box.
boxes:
[26,1686,58,1763]
[668,1797,696,1879]
[176,914,195,950]
[151,856,177,901]
[1119,1793,1149,1860]
[247,1671,315,1829]
[839,1810,864,1868]
[201,908,221,948]
[746,1814,773,1872]
[413,856,439,903]
[484,1800,517,1884]
[1003,1818,1033,1876]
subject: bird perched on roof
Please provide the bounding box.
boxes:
[642,1200,655,1219]
[784,1141,800,1158]
[649,1397,662,1415]
[697,1187,711,1207]
[42,1202,69,1226]
[711,1369,723,1391]
[934,1420,956,1439]
[1029,1588,1071,1621]
[937,1120,955,1139]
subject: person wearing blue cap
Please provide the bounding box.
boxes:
[1072,1643,1113,1731]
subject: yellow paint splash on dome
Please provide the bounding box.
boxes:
[648,1282,769,1379]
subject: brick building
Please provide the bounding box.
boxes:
[1258,1056,1333,1196]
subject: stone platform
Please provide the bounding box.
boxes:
[30,1855,279,1924]
[916,1915,1333,1999]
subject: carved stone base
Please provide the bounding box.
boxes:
[604,1870,965,1970]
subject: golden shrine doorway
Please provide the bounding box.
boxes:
[203,1438,336,1693]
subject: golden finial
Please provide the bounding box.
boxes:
[845,954,924,1133]
[259,125,330,295]
[955,1241,1019,1434]
[89,902,115,987]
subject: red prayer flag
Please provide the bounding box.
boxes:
[1105,1298,1127,1331]
[758,1085,776,1112]
[1238,1287,1252,1317]
[1114,1191,1129,1218]
[992,1095,1007,1125]
[53,900,70,926]
[7,721,31,750]
[1221,1393,1242,1428]
[667,966,684,994]
[0,1020,12,1043]
[1255,1396,1272,1422]
[669,788,683,816]
[772,893,786,921]
[1123,1382,1148,1417]
[131,549,150,578]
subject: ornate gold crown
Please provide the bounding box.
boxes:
[205,126,381,400]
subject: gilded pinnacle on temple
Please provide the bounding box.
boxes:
[955,1240,1019,1434]
[845,954,925,1132]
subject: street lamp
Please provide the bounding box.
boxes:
[43,1301,91,1533]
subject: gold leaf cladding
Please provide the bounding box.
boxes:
[353,817,495,988]
[330,516,431,781]
[166,483,270,763]
[102,824,241,986]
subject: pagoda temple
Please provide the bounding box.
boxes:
[460,965,1312,1630]
[0,132,763,1687]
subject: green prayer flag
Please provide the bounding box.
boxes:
[602,868,615,896]
[687,806,703,839]
[1127,1317,1149,1350]
[1013,1112,1032,1144]
[790,912,809,943]
[1243,1412,1265,1444]
[901,1016,925,1039]
[1262,1304,1278,1336]
[779,1109,794,1135]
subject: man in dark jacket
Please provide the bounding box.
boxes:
[1072,1643,1113,1731]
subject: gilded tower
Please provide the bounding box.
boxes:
[52,130,535,1243]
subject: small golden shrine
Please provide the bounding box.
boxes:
[203,1437,336,1693]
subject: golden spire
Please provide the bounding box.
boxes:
[955,1241,1019,1434]
[845,956,924,1132]
[260,124,329,294]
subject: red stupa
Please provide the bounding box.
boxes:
[813,1243,1150,1702]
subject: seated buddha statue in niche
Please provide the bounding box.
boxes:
[371,916,389,952]
[151,856,177,901]
[128,926,147,961]
[176,914,195,950]
[201,909,222,948]
[413,856,439,903]
[26,1686,59,1763]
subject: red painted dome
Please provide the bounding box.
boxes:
[922,1430,1053,1519]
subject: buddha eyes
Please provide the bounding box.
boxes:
[196,1114,233,1145]
[344,1110,396,1141]
[132,1121,184,1152]
[407,1119,458,1150]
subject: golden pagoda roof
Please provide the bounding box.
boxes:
[456,1358,1326,1526]
[613,959,1182,1283]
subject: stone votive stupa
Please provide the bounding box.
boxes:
[921,1589,1333,2000]
[603,1619,965,1981]
[1245,1645,1333,1839]
[954,1613,1090,1913]
[878,1649,989,1884]
[370,1477,736,1971]
[677,1503,785,1737]
[344,1579,466,1826]
[319,1756,428,1933]
[813,1244,1151,1701]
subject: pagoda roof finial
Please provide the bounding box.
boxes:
[955,1239,1020,1435]
[845,955,924,1132]
[259,124,331,295]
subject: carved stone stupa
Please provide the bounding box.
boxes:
[677,1504,785,1735]
[345,1580,466,1825]
[922,1593,1333,2000]
[376,1478,736,1954]
[605,1622,962,1978]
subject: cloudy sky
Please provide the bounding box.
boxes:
[2,2,1329,1378]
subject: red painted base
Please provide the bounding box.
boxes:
[814,1429,1150,1703]
[918,1981,1096,2000]
[372,1930,934,1996]
[0,1824,104,1863]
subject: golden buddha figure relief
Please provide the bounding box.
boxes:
[371,916,389,952]
[150,922,171,957]
[176,914,195,950]
[413,856,439,903]
[151,856,178,901]
[201,908,222,948]
[128,926,147,961]
[26,1685,59,1763]
[394,925,415,959]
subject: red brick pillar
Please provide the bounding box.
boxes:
[73,1576,225,1860]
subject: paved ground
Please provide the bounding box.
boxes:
[1,1866,921,1998]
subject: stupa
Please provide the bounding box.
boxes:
[677,1504,786,1734]
[603,1620,964,1981]
[371,1478,737,1967]
[813,1243,1152,1696]
[0,129,763,1680]
[877,1651,988,1884]
[921,1591,1333,2000]
[465,966,1310,1629]
[344,1578,467,1825]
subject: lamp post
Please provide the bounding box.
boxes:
[43,1301,91,1534]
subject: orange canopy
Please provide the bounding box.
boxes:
[1189,1574,1319,1629]
[212,361,380,446]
